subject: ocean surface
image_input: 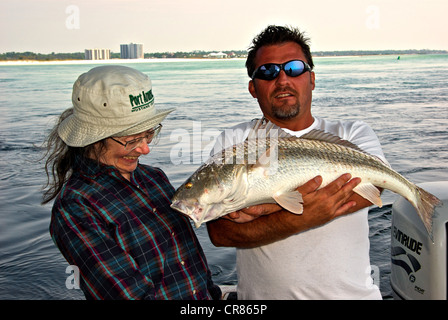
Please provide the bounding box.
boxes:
[0,55,447,300]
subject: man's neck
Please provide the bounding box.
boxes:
[264,114,314,132]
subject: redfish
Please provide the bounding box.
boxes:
[171,119,441,236]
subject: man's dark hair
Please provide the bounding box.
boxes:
[246,25,314,78]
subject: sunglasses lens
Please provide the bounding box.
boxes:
[284,60,305,77]
[256,64,280,80]
[253,60,309,80]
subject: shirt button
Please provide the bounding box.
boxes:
[152,208,157,212]
[181,261,185,265]
[193,290,196,295]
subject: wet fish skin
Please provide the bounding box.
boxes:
[171,121,441,237]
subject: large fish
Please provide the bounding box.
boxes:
[171,119,441,236]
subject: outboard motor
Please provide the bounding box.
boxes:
[390,181,448,300]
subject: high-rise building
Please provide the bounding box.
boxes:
[120,43,144,59]
[120,44,129,59]
[84,49,110,60]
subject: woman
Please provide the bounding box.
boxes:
[42,65,220,300]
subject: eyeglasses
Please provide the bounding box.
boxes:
[251,59,312,80]
[110,124,162,151]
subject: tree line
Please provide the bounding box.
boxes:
[1,49,446,61]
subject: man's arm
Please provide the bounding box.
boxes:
[207,174,367,248]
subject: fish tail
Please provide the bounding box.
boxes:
[415,186,442,238]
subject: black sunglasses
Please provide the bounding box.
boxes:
[251,59,312,80]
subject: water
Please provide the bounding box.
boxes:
[1,55,447,300]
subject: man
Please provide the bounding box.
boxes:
[43,65,221,300]
[207,25,387,299]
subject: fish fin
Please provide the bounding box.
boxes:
[299,129,390,166]
[273,190,304,214]
[248,117,292,140]
[300,129,367,153]
[249,121,381,163]
[251,146,279,176]
[254,146,272,167]
[247,118,267,140]
[414,186,441,239]
[353,183,383,207]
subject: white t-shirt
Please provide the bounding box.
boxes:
[213,117,387,300]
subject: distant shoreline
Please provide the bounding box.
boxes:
[0,58,247,66]
[1,52,447,66]
[1,49,447,65]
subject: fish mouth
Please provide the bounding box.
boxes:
[171,200,204,226]
[171,200,224,228]
[171,200,196,215]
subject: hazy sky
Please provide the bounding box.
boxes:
[1,0,447,54]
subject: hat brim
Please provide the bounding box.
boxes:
[58,107,175,147]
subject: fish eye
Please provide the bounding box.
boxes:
[185,182,193,189]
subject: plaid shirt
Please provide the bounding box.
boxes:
[50,156,220,300]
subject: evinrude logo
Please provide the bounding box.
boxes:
[393,226,423,254]
[391,227,423,287]
[129,90,154,112]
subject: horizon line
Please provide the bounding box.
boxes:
[1,48,448,55]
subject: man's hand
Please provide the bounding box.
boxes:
[295,173,361,228]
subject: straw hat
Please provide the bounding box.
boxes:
[58,65,175,147]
